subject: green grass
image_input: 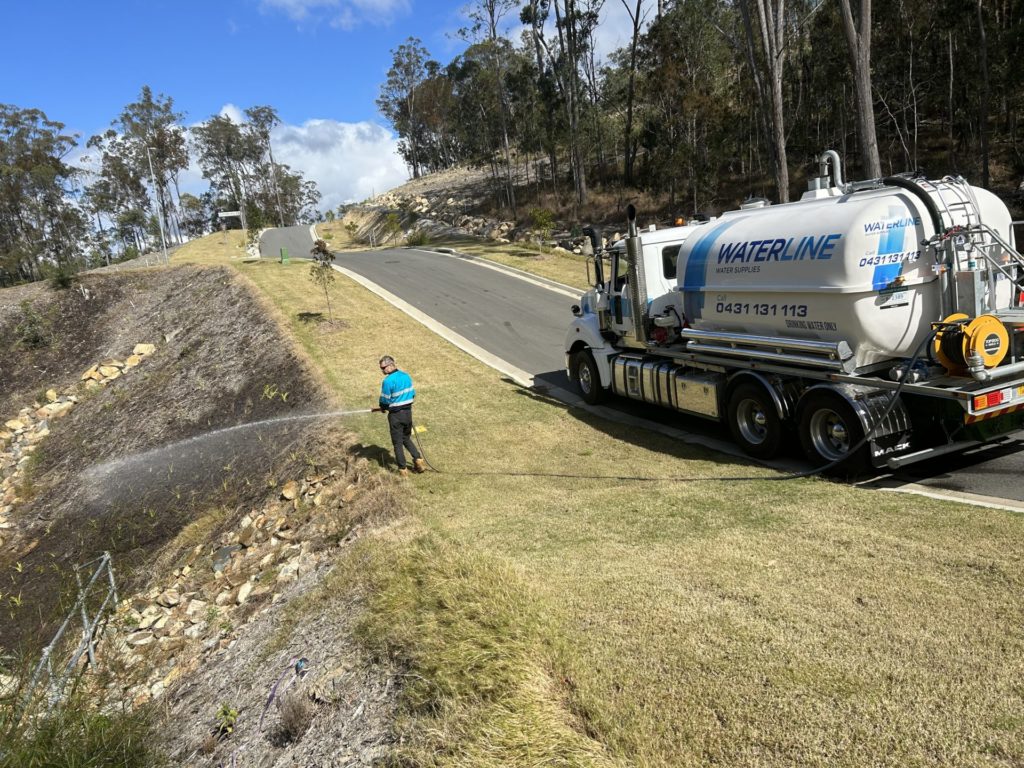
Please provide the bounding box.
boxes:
[184,230,1024,766]
[0,686,164,768]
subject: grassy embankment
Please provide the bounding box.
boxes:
[174,232,1024,766]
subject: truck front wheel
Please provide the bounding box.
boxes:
[571,349,607,405]
[727,382,783,459]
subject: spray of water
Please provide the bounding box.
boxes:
[81,409,372,486]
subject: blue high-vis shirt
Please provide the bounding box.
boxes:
[379,369,415,410]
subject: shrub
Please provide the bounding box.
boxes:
[49,266,77,290]
[406,230,430,247]
[13,300,52,349]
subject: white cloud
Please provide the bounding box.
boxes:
[71,111,407,216]
[272,118,408,211]
[260,0,411,28]
[218,103,246,124]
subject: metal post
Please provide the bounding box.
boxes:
[73,565,96,668]
[146,146,170,265]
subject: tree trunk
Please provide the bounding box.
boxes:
[622,0,643,186]
[739,0,790,202]
[838,0,881,178]
[976,0,991,187]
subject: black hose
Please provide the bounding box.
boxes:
[882,176,944,237]
[409,330,938,483]
[769,328,939,481]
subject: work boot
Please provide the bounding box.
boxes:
[399,468,409,477]
[413,458,427,474]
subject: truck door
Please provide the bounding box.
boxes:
[609,247,634,337]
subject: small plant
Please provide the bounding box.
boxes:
[275,692,314,743]
[406,230,430,247]
[14,300,53,349]
[384,212,402,245]
[308,239,336,325]
[49,265,77,290]
[530,208,554,254]
[262,383,290,402]
[215,703,238,737]
[344,221,358,243]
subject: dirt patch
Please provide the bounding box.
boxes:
[0,266,330,653]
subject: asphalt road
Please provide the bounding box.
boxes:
[260,225,309,261]
[260,225,1024,506]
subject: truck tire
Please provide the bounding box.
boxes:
[727,382,783,459]
[797,391,868,475]
[571,349,607,405]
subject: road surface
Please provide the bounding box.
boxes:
[260,225,1024,507]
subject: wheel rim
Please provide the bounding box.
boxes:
[808,407,851,461]
[578,360,593,395]
[736,397,769,446]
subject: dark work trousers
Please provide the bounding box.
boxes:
[387,407,421,469]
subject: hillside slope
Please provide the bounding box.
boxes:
[0,266,328,650]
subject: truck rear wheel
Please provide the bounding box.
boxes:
[571,349,606,405]
[727,382,783,459]
[797,391,868,474]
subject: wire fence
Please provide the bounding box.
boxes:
[11,551,118,729]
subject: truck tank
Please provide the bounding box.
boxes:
[674,181,1015,370]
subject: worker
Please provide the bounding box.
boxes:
[373,355,427,476]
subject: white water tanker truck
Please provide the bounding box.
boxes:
[565,151,1024,470]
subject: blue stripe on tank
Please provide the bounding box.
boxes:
[681,219,739,320]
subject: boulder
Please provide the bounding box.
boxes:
[126,631,155,647]
[156,589,181,608]
[133,343,156,356]
[236,581,253,604]
[281,480,300,500]
[45,389,57,403]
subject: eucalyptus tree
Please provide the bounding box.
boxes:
[111,86,189,244]
[525,0,597,209]
[735,0,792,201]
[619,0,651,185]
[377,38,432,178]
[459,0,520,216]
[192,111,321,229]
[838,0,881,178]
[245,106,286,226]
[0,105,86,282]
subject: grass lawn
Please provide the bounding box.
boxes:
[176,232,1024,766]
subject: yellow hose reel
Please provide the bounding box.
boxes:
[933,313,1009,373]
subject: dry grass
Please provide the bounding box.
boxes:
[172,230,248,266]
[200,230,1024,766]
[275,692,315,744]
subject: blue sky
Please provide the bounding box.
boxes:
[1,0,634,209]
